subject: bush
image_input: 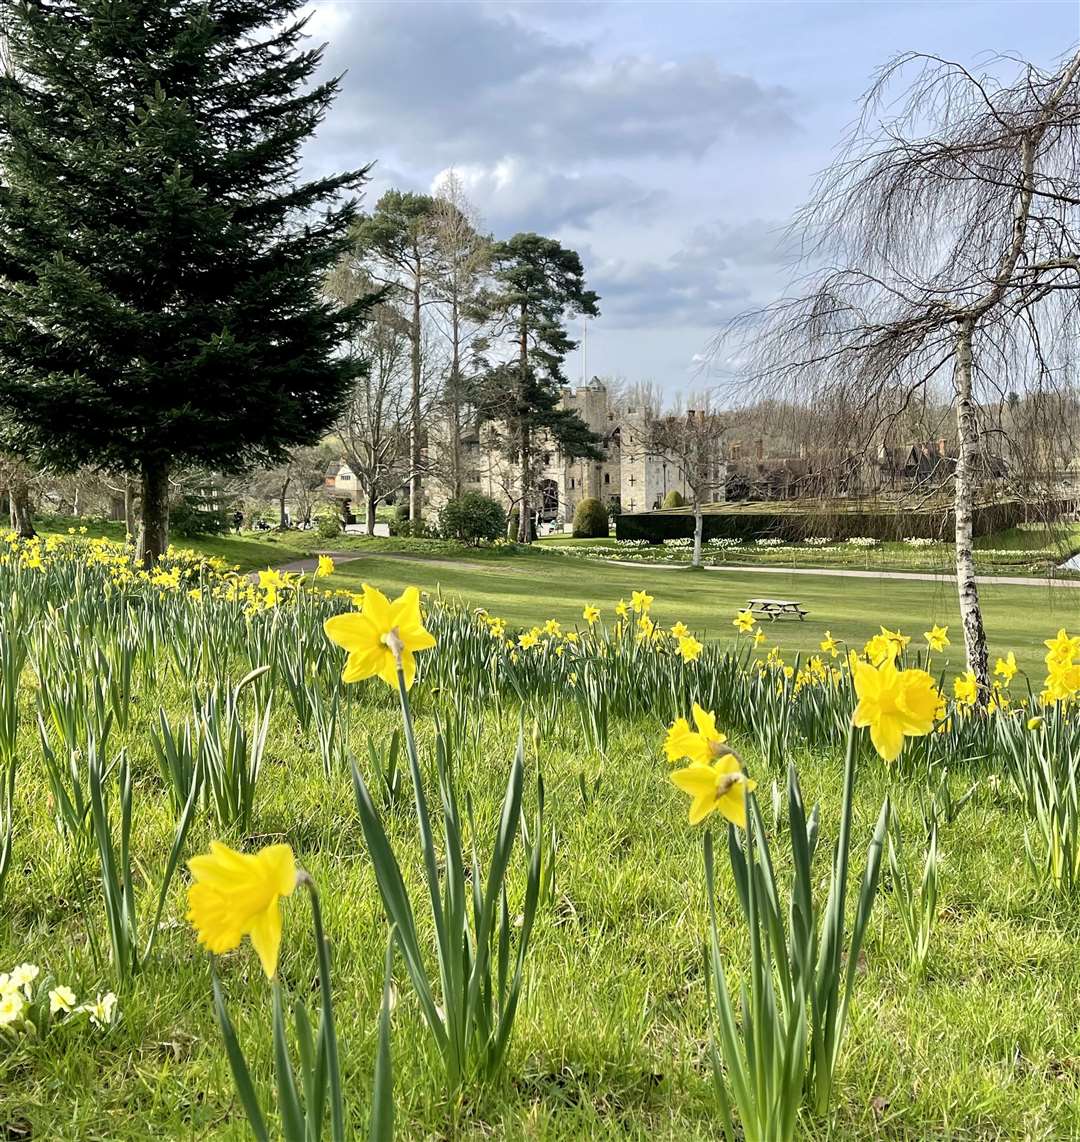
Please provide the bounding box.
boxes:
[316,515,340,541]
[438,492,506,546]
[607,499,622,523]
[572,497,609,539]
[170,495,230,538]
[662,489,687,509]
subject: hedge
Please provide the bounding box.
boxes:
[614,500,1049,545]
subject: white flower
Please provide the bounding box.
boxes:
[81,992,117,1026]
[49,986,77,1015]
[0,989,25,1026]
[9,963,38,999]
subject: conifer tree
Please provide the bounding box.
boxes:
[0,0,370,563]
[478,233,601,542]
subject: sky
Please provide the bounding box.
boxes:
[301,0,1079,394]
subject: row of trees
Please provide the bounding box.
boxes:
[330,180,601,542]
[0,0,605,559]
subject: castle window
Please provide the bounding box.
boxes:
[604,472,610,485]
[629,474,636,487]
[570,477,575,490]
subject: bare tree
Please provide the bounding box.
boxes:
[247,446,332,529]
[641,395,726,567]
[429,172,491,500]
[327,262,413,533]
[721,50,1080,697]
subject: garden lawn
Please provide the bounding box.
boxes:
[324,549,1080,677]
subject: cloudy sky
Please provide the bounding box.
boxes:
[302,0,1077,393]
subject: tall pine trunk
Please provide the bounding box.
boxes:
[9,478,34,539]
[408,255,423,526]
[953,320,989,699]
[515,307,533,544]
[277,478,290,530]
[136,457,170,568]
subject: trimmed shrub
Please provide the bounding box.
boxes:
[438,492,506,546]
[572,497,609,538]
[662,489,687,509]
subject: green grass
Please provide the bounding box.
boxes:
[9,663,1080,1138]
[322,549,1080,676]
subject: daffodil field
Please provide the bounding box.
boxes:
[5,531,1080,1138]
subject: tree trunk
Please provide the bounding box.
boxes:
[365,490,377,536]
[449,292,463,500]
[952,320,990,699]
[9,480,35,539]
[136,457,170,568]
[692,498,703,568]
[278,478,290,530]
[72,484,81,517]
[409,258,423,526]
[516,303,533,544]
[123,476,137,542]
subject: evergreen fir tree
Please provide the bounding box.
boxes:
[0,0,371,563]
[477,233,601,542]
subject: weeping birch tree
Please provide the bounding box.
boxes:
[724,50,1080,697]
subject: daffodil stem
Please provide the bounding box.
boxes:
[301,877,345,1142]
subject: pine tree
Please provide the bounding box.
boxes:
[0,0,370,563]
[477,233,601,542]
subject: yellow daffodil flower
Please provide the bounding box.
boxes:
[615,599,630,619]
[187,841,299,979]
[733,609,755,634]
[953,671,978,707]
[671,621,690,639]
[583,604,600,625]
[678,634,703,663]
[1028,715,1044,730]
[820,631,839,657]
[544,618,562,637]
[664,704,728,765]
[631,590,653,614]
[670,757,756,828]
[994,651,1017,684]
[323,584,436,689]
[851,657,939,762]
[924,624,950,652]
[315,554,335,578]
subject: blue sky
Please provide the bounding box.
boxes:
[304,0,1078,392]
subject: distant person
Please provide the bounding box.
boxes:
[232,510,244,533]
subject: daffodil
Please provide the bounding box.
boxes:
[671,621,690,639]
[820,631,839,657]
[615,599,630,619]
[316,554,335,578]
[670,757,756,828]
[187,841,299,979]
[543,618,562,637]
[678,634,703,663]
[924,624,950,652]
[324,584,436,689]
[733,609,755,634]
[631,590,653,614]
[665,704,728,765]
[518,629,539,650]
[1028,715,1044,730]
[583,604,600,626]
[753,628,766,648]
[994,651,1017,684]
[953,671,978,707]
[851,657,939,762]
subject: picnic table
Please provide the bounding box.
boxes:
[747,598,808,621]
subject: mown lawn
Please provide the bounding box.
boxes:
[323,549,1080,677]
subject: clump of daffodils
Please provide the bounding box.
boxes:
[665,704,755,828]
[0,963,115,1036]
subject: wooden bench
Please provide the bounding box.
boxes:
[747,598,808,621]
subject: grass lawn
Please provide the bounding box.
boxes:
[324,549,1080,676]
